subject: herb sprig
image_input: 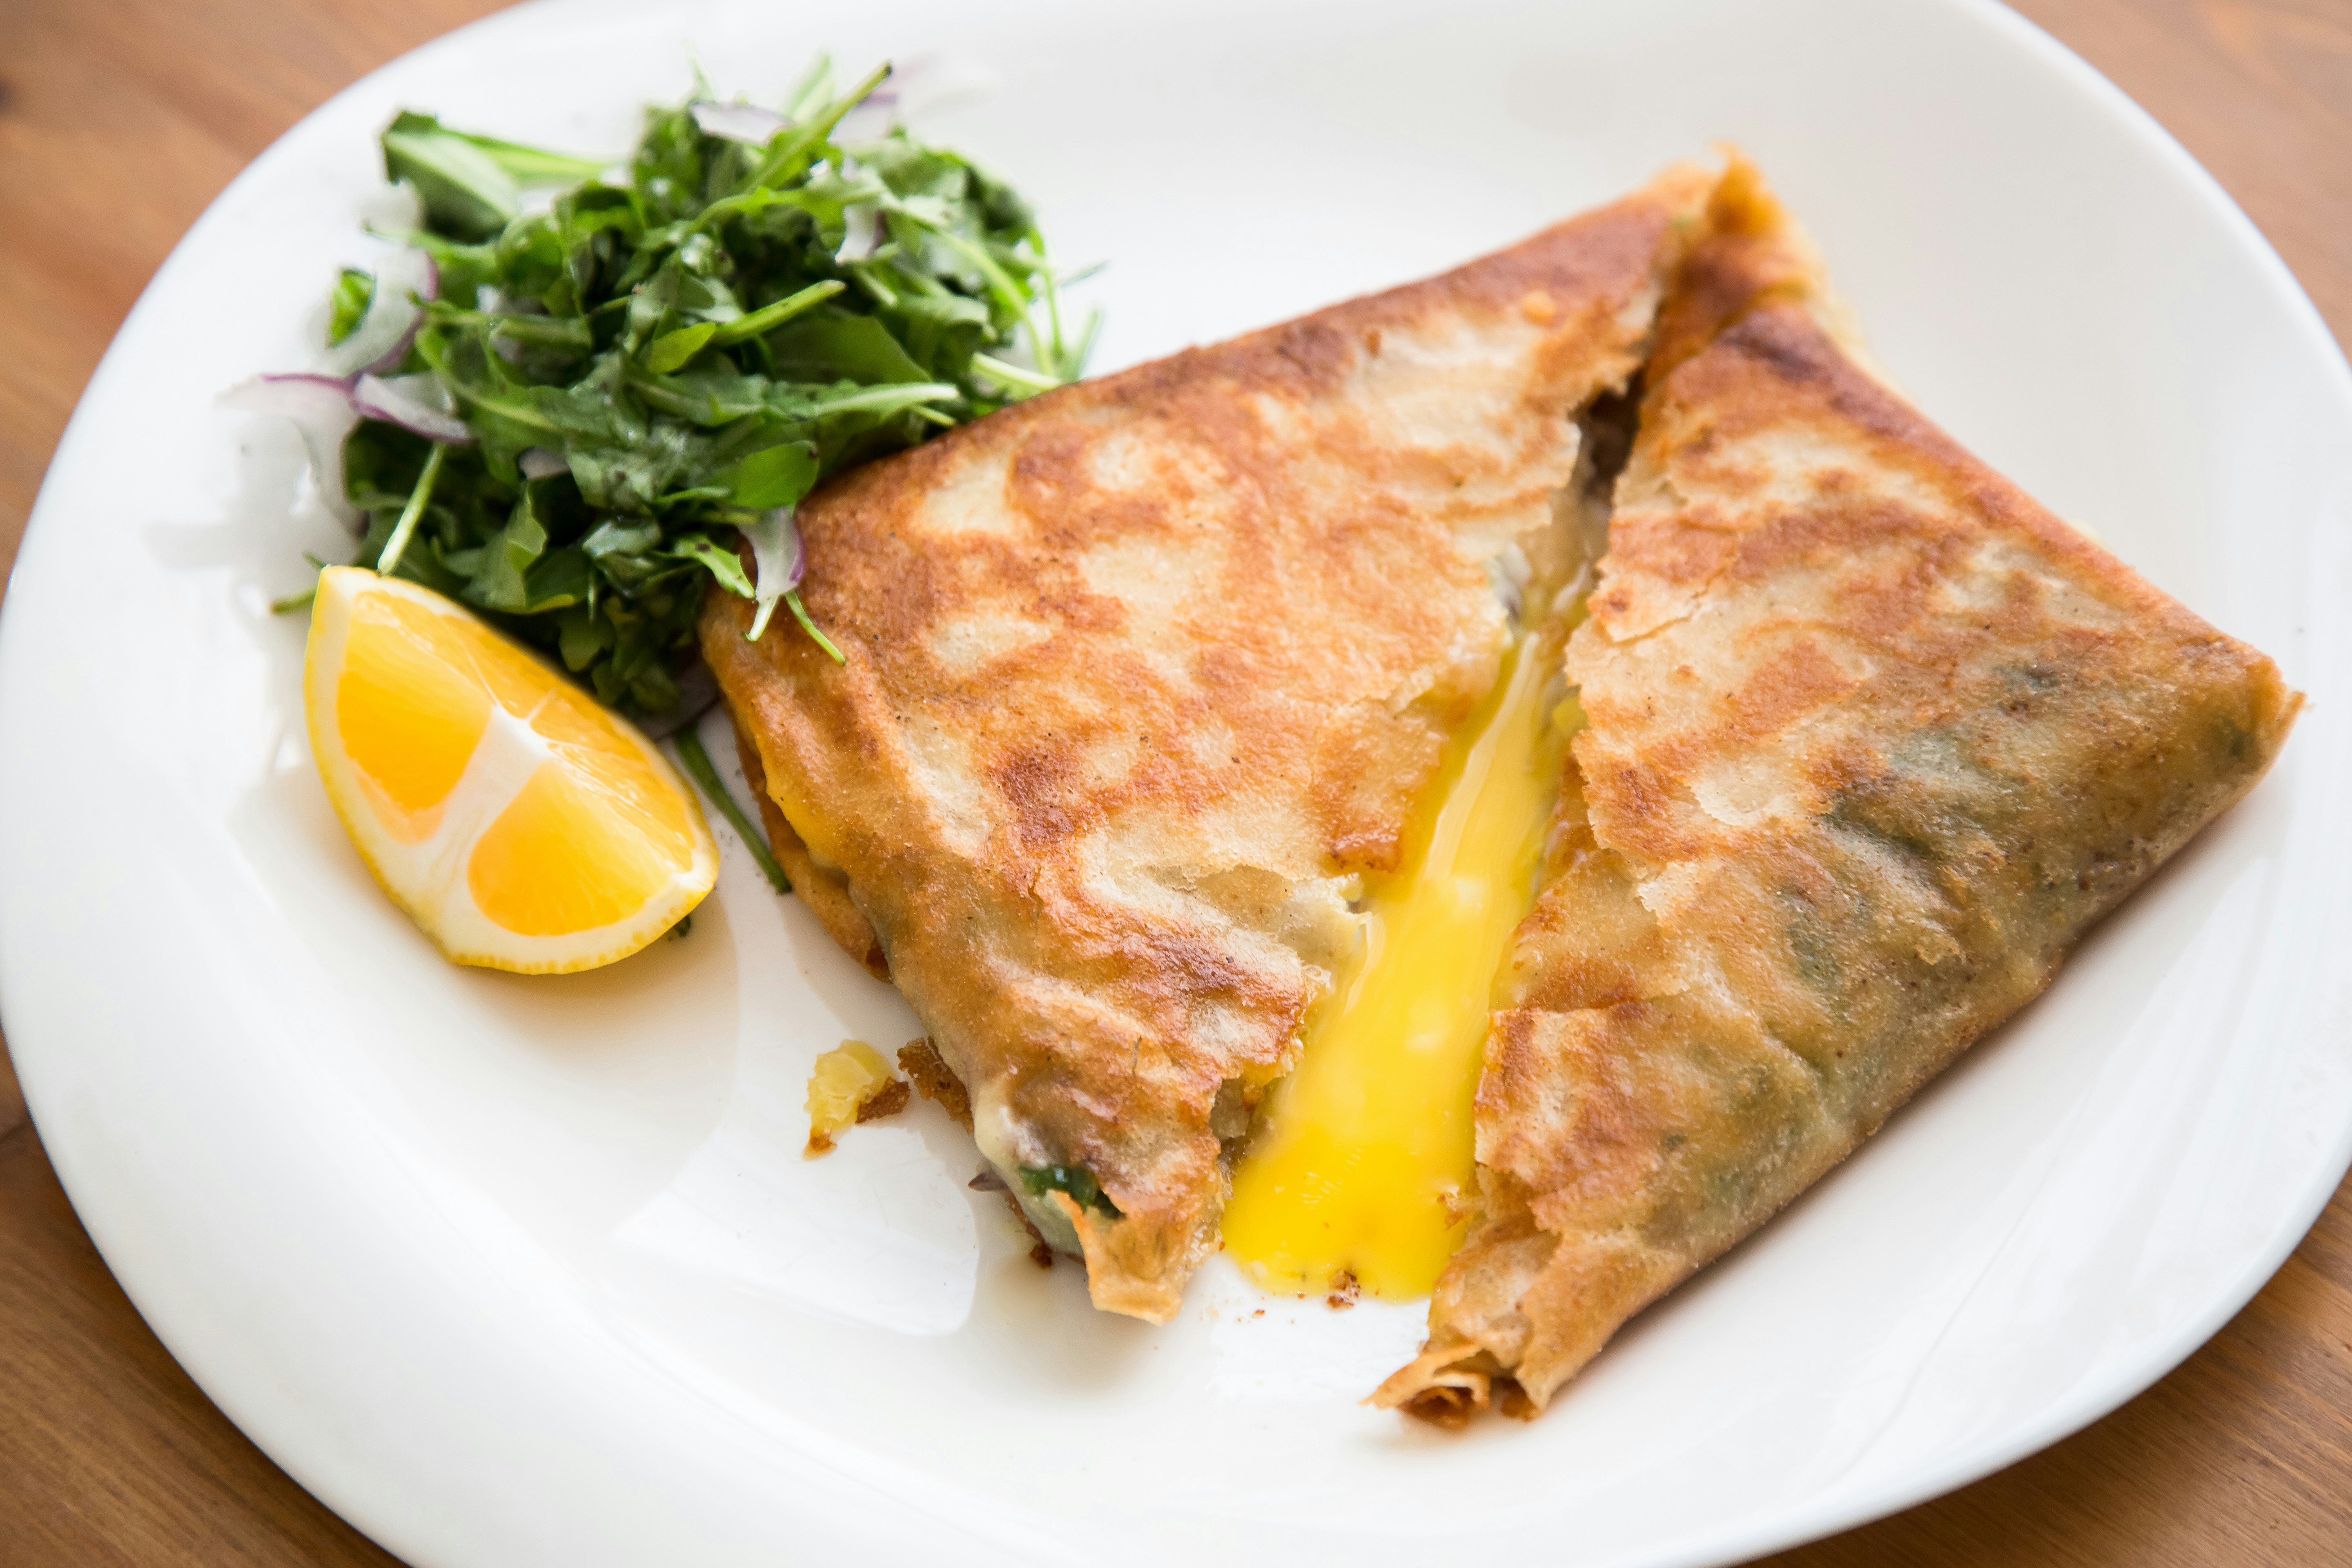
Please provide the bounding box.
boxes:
[303,58,1095,717]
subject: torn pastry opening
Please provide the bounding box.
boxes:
[1218,383,1639,1299]
[699,161,1723,1325]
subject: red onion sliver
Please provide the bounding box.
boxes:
[352,373,472,445]
[362,252,438,376]
[836,58,997,143]
[738,507,804,640]
[326,247,439,378]
[219,373,362,526]
[833,104,893,143]
[835,203,880,264]
[690,101,789,145]
[783,509,806,588]
[519,448,569,480]
[221,372,354,419]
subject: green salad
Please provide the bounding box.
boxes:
[259,58,1095,720]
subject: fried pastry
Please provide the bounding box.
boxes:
[1376,159,2301,1420]
[703,167,1715,1320]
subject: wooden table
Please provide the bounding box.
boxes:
[2,1,2348,1561]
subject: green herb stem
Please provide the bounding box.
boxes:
[709,279,846,345]
[671,726,791,892]
[375,441,449,579]
[970,353,1061,396]
[912,222,1041,347]
[845,261,899,308]
[784,589,846,664]
[805,382,961,417]
[746,60,891,194]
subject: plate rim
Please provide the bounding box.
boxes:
[3,0,2350,1564]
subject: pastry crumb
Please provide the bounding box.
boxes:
[854,1078,910,1125]
[898,1038,972,1130]
[1326,1271,1359,1310]
[804,1040,901,1157]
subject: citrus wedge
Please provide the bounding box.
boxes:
[304,566,717,973]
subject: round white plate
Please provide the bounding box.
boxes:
[4,0,2348,1563]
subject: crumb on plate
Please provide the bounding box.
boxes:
[805,1040,904,1157]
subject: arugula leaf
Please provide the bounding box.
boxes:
[731,443,817,509]
[382,111,610,241]
[645,321,718,373]
[764,314,932,385]
[672,533,754,599]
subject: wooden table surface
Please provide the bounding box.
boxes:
[2,1,2348,1562]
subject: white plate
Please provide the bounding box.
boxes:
[3,0,2349,1563]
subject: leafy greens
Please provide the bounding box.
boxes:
[303,58,1096,717]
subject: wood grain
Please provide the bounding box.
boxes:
[0,2,2347,1564]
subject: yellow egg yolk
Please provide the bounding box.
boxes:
[1222,632,1570,1299]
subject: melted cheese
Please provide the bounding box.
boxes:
[1223,633,1567,1298]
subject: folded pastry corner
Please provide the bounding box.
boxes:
[704,164,1717,1321]
[1376,155,2301,1420]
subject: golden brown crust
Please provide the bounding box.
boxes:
[853,1078,911,1125]
[1379,156,2302,1416]
[730,714,887,978]
[705,167,1714,1321]
[897,1040,973,1131]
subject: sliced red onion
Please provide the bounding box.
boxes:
[519,447,569,481]
[326,248,439,378]
[739,506,805,640]
[352,372,472,445]
[833,98,896,144]
[220,373,361,527]
[835,60,909,143]
[357,178,424,237]
[835,202,880,264]
[220,372,354,419]
[787,519,807,585]
[372,370,453,411]
[837,58,996,143]
[691,101,790,145]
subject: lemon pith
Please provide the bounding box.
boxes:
[304,566,716,973]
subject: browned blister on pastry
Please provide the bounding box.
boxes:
[704,167,1716,1321]
[1378,157,2301,1417]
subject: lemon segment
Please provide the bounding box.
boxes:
[304,566,717,973]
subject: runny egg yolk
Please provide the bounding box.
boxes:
[1223,632,1570,1299]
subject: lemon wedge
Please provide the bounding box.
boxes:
[304,566,716,973]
